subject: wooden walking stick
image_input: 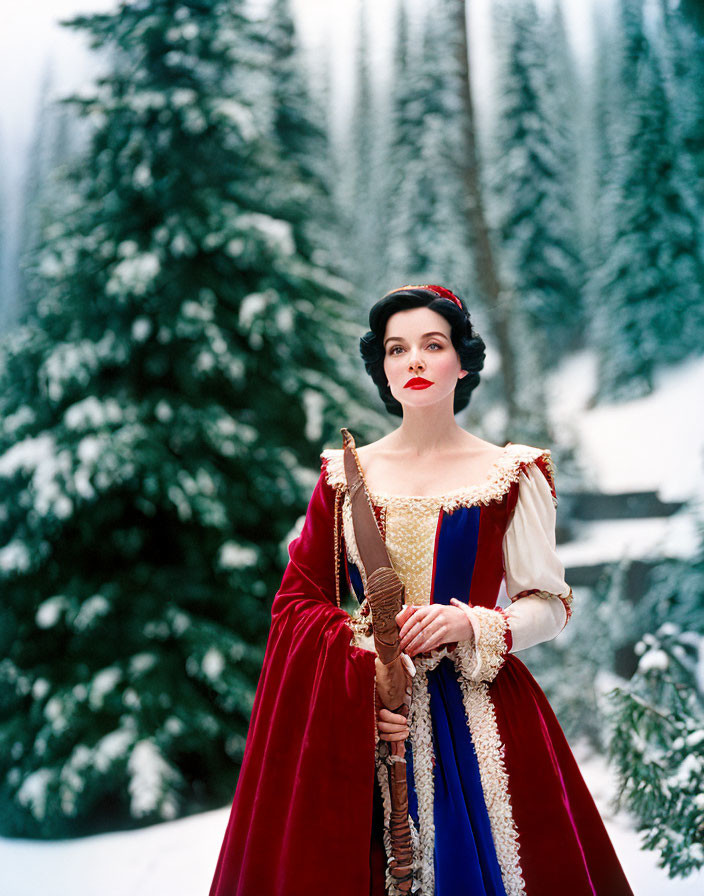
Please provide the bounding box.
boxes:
[341,428,414,893]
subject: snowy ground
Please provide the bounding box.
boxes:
[547,351,704,503]
[547,351,704,570]
[1,747,703,895]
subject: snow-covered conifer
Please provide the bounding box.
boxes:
[0,0,363,837]
[606,499,704,876]
[488,0,583,359]
[384,0,469,293]
[589,0,704,399]
[609,618,704,876]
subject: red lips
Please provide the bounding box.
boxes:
[404,376,434,389]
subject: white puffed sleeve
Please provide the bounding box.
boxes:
[501,463,573,653]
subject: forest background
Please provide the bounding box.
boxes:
[0,0,703,883]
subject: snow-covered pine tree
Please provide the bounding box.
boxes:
[542,1,587,305]
[384,0,418,278]
[609,617,704,874]
[488,0,583,360]
[485,0,586,444]
[655,1,704,216]
[609,626,704,876]
[258,0,380,433]
[590,0,704,400]
[261,0,338,265]
[384,0,469,294]
[680,0,704,32]
[606,517,704,876]
[583,5,623,288]
[338,1,392,307]
[0,0,363,838]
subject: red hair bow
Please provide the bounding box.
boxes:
[425,285,463,310]
[385,283,464,310]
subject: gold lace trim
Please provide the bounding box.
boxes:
[383,501,440,606]
[454,606,509,683]
[333,488,342,608]
[320,443,552,513]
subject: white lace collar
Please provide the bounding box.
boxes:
[320,442,552,513]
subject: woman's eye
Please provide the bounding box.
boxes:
[427,342,442,350]
[389,345,404,355]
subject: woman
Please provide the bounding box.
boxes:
[209,285,634,896]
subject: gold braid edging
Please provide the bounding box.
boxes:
[334,487,342,608]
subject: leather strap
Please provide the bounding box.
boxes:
[341,427,391,573]
[341,428,407,665]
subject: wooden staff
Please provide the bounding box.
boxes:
[341,428,414,893]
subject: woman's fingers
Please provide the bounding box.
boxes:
[413,619,448,654]
[399,605,471,655]
[404,614,446,655]
[396,604,418,627]
[377,705,410,741]
[378,707,408,724]
[378,720,410,741]
[399,621,419,648]
[396,604,419,631]
[378,719,409,733]
[380,731,409,742]
[399,606,437,646]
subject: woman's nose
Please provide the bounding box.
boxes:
[408,350,425,371]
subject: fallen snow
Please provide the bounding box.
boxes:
[547,352,704,503]
[0,539,32,573]
[105,252,161,297]
[127,740,180,820]
[637,647,670,673]
[1,748,703,895]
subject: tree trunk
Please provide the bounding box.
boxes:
[450,0,518,428]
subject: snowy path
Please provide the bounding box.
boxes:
[1,749,703,896]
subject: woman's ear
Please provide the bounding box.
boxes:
[458,369,468,379]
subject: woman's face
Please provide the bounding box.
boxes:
[382,306,467,411]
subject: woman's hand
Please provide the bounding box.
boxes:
[375,655,411,713]
[397,601,473,656]
[375,656,411,747]
[377,706,410,743]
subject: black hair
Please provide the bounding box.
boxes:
[359,286,486,417]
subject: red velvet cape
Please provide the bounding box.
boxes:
[210,471,377,896]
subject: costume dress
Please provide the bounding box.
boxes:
[210,440,634,896]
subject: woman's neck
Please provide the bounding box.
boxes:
[389,404,469,457]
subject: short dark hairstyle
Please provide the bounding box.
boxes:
[359,286,486,417]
